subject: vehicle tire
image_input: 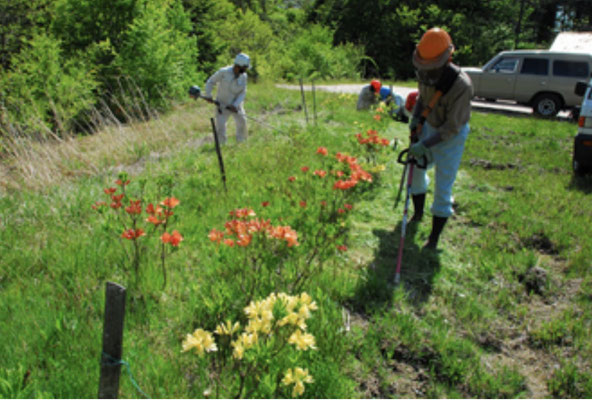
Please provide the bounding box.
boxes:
[532,93,562,117]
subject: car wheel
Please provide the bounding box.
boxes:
[533,93,561,117]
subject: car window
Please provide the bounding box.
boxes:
[491,57,519,73]
[520,58,549,75]
[553,60,590,78]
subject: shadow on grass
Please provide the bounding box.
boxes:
[347,220,442,314]
[568,173,592,194]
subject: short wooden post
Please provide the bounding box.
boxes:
[299,78,309,125]
[210,118,227,192]
[98,282,127,399]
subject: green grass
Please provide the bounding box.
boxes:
[1,81,591,398]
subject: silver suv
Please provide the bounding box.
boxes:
[463,50,592,117]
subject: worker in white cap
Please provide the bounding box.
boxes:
[203,53,250,144]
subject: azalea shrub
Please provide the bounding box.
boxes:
[208,207,300,299]
[91,173,183,288]
[182,292,318,398]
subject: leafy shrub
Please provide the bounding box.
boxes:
[0,34,97,135]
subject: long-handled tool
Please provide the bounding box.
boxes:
[394,149,427,284]
[189,85,288,135]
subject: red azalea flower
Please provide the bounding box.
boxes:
[224,238,235,247]
[300,166,309,173]
[299,201,307,208]
[92,201,106,210]
[125,200,142,215]
[314,170,327,178]
[161,197,180,209]
[338,208,345,214]
[146,215,163,226]
[337,245,348,252]
[104,187,117,195]
[208,229,224,243]
[110,201,122,209]
[320,201,327,207]
[288,176,296,182]
[115,179,130,187]
[262,201,270,207]
[316,147,328,156]
[373,114,381,121]
[345,204,353,210]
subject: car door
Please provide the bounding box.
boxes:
[478,56,519,100]
[550,58,591,107]
[513,57,550,103]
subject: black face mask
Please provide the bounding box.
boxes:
[416,67,444,86]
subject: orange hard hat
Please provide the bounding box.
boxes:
[370,79,381,92]
[413,28,454,70]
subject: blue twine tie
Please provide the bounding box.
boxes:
[102,352,150,399]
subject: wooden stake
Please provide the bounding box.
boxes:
[299,78,309,125]
[98,282,127,399]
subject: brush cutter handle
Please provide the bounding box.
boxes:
[397,148,428,169]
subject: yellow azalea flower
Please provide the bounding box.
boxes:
[182,328,217,356]
[288,329,317,351]
[232,341,244,360]
[244,300,263,319]
[278,312,299,327]
[282,368,314,397]
[215,320,240,336]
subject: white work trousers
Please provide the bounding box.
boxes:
[409,121,469,218]
[215,105,247,145]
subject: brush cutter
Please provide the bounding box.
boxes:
[189,85,287,134]
[393,149,427,284]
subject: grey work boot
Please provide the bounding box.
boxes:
[410,194,426,222]
[424,216,448,250]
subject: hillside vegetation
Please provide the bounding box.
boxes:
[1,83,591,398]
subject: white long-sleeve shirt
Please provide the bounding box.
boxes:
[205,66,247,108]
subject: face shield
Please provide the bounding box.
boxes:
[415,66,444,86]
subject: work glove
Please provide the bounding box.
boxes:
[409,141,428,158]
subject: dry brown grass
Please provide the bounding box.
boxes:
[0,100,213,193]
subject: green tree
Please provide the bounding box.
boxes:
[0,34,97,134]
[0,0,53,70]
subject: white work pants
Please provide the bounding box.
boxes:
[215,106,247,145]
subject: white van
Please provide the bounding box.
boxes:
[574,79,592,175]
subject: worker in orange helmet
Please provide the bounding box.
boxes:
[407,27,473,249]
[356,79,383,110]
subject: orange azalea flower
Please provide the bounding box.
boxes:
[112,194,124,202]
[92,201,106,210]
[146,215,163,226]
[122,228,145,240]
[337,245,348,252]
[316,147,328,156]
[125,200,142,215]
[224,238,235,247]
[336,171,345,177]
[300,166,309,173]
[367,129,378,136]
[208,228,225,243]
[373,114,381,121]
[115,179,130,187]
[288,176,296,182]
[229,208,256,219]
[161,197,180,209]
[104,187,117,195]
[262,201,270,207]
[336,152,346,162]
[314,170,327,178]
[161,230,183,246]
[299,201,307,208]
[236,233,252,247]
[381,138,390,146]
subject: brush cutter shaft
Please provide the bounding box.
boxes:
[394,162,415,284]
